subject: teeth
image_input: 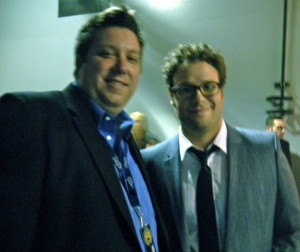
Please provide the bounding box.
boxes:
[108,80,118,84]
[108,79,119,83]
[107,80,126,86]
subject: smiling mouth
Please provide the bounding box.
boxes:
[191,106,209,112]
[106,79,128,87]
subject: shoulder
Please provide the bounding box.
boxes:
[228,124,276,145]
[0,90,68,132]
[0,88,73,118]
[280,139,290,147]
[0,90,63,108]
[141,134,178,159]
[226,124,280,156]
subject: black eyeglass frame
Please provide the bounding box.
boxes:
[170,82,221,100]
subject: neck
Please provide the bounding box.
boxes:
[182,123,222,150]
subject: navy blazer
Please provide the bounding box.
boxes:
[0,84,170,251]
[280,139,292,167]
[141,125,300,252]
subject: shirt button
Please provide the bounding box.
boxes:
[106,135,112,141]
[105,116,111,121]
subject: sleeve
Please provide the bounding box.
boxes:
[272,136,300,251]
[0,93,45,250]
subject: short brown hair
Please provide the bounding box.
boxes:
[162,43,226,88]
[74,6,144,78]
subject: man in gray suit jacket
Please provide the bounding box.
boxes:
[141,43,300,251]
[0,7,170,251]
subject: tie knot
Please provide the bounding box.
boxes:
[194,150,207,161]
[189,145,218,168]
[190,145,217,158]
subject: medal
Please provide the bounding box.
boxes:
[140,224,156,252]
[142,225,153,246]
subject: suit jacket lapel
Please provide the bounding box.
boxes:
[61,85,135,233]
[163,136,189,250]
[224,125,246,250]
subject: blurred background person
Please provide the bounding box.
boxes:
[266,115,292,166]
[130,111,160,149]
[130,111,148,149]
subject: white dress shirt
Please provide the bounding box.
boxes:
[179,119,228,251]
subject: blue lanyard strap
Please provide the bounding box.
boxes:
[112,142,156,252]
[112,153,140,207]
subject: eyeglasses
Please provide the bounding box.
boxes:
[170,82,220,100]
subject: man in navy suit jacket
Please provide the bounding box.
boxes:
[0,7,170,251]
[141,43,300,251]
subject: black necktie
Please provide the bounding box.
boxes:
[191,146,219,252]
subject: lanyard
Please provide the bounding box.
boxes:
[112,140,156,252]
[112,151,139,207]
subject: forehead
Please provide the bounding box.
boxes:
[173,61,219,84]
[132,114,145,121]
[92,27,141,53]
[273,119,285,127]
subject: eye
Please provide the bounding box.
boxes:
[127,54,140,64]
[202,82,216,91]
[98,49,115,58]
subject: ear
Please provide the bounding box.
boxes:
[74,56,83,79]
[168,90,176,107]
[76,56,82,70]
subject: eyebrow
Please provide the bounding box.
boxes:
[95,44,141,54]
[176,81,218,86]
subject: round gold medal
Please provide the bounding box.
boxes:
[142,226,153,246]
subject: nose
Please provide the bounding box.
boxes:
[194,88,206,100]
[114,56,128,73]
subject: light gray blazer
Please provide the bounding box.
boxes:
[142,124,300,252]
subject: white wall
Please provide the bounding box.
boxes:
[0,0,299,162]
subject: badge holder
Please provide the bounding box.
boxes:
[135,206,156,252]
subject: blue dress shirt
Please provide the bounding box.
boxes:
[89,99,158,252]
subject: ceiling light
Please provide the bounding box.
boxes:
[148,0,181,10]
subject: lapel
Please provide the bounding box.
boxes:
[223,125,248,250]
[163,135,188,250]
[61,84,136,234]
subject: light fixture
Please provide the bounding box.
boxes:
[266,0,293,117]
[58,0,111,17]
[148,0,181,10]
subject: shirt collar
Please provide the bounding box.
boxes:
[179,119,227,161]
[90,100,134,140]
